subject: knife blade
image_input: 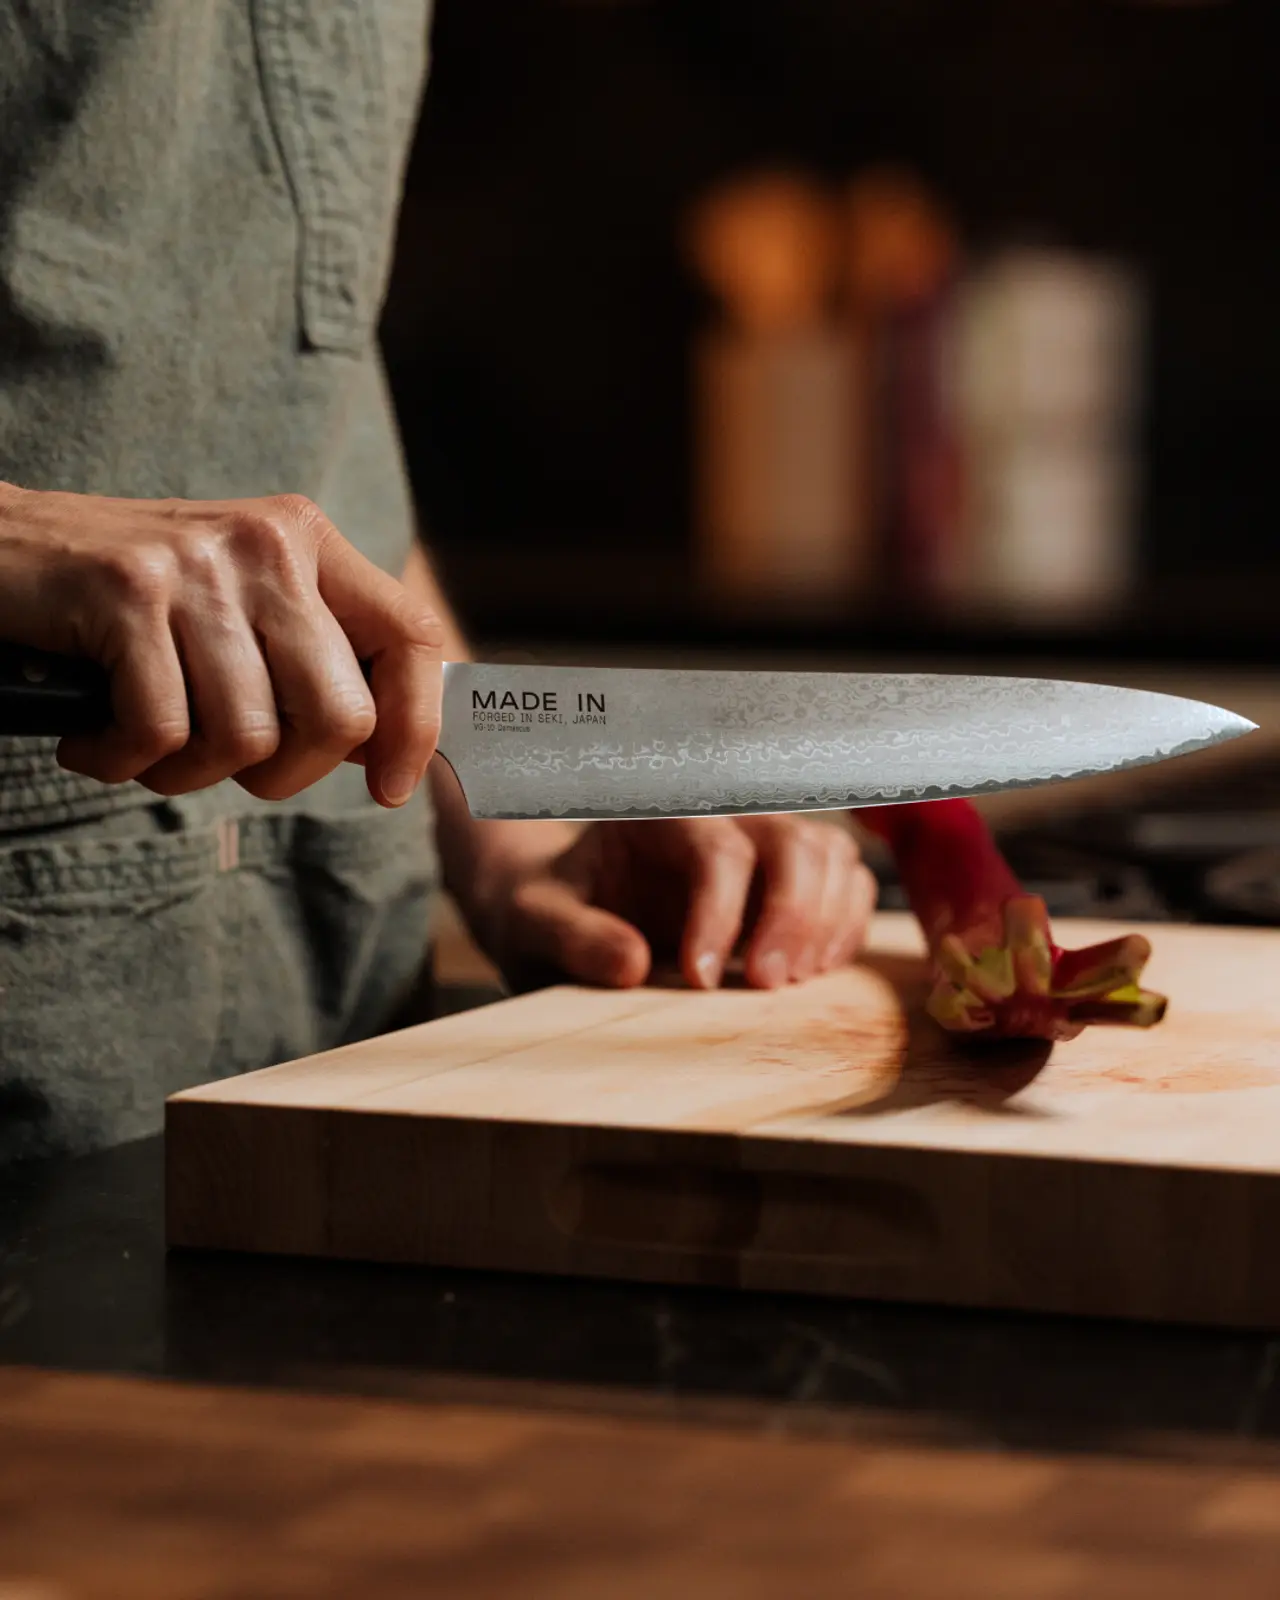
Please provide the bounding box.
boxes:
[0,647,1256,820]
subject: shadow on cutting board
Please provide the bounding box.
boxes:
[648,951,1056,1123]
[834,953,1055,1120]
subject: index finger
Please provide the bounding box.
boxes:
[678,821,757,990]
[316,536,445,807]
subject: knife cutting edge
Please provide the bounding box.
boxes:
[0,646,1257,822]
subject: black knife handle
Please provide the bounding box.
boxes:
[0,645,381,739]
[0,645,113,737]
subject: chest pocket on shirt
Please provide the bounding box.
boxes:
[250,0,426,355]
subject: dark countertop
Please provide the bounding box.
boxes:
[4,980,1280,1463]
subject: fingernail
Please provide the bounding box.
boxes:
[759,950,788,988]
[694,951,722,990]
[381,769,419,806]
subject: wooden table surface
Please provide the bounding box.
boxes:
[6,1365,1280,1599]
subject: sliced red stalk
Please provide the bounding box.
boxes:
[856,799,1167,1042]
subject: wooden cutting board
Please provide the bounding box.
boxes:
[166,913,1280,1330]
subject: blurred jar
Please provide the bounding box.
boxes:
[951,248,1146,627]
[685,172,864,620]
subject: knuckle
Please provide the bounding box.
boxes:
[813,834,848,874]
[764,898,808,932]
[231,509,296,569]
[324,690,377,747]
[141,718,191,763]
[175,526,227,587]
[391,596,446,651]
[269,492,321,529]
[765,822,823,874]
[265,494,335,559]
[113,717,190,778]
[97,544,177,609]
[797,823,830,860]
[220,717,281,769]
[223,510,313,598]
[837,826,864,863]
[709,824,756,867]
[806,823,851,872]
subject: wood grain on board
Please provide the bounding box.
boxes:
[167,913,1280,1330]
[7,1365,1280,1599]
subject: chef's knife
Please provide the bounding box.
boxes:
[0,646,1256,821]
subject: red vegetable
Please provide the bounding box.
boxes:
[856,799,1167,1042]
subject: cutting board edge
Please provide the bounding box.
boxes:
[164,1099,1280,1333]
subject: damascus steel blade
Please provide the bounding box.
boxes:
[437,664,1256,821]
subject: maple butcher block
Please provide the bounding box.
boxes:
[165,913,1280,1331]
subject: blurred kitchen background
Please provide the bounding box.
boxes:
[379,0,1280,944]
[380,0,1276,664]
